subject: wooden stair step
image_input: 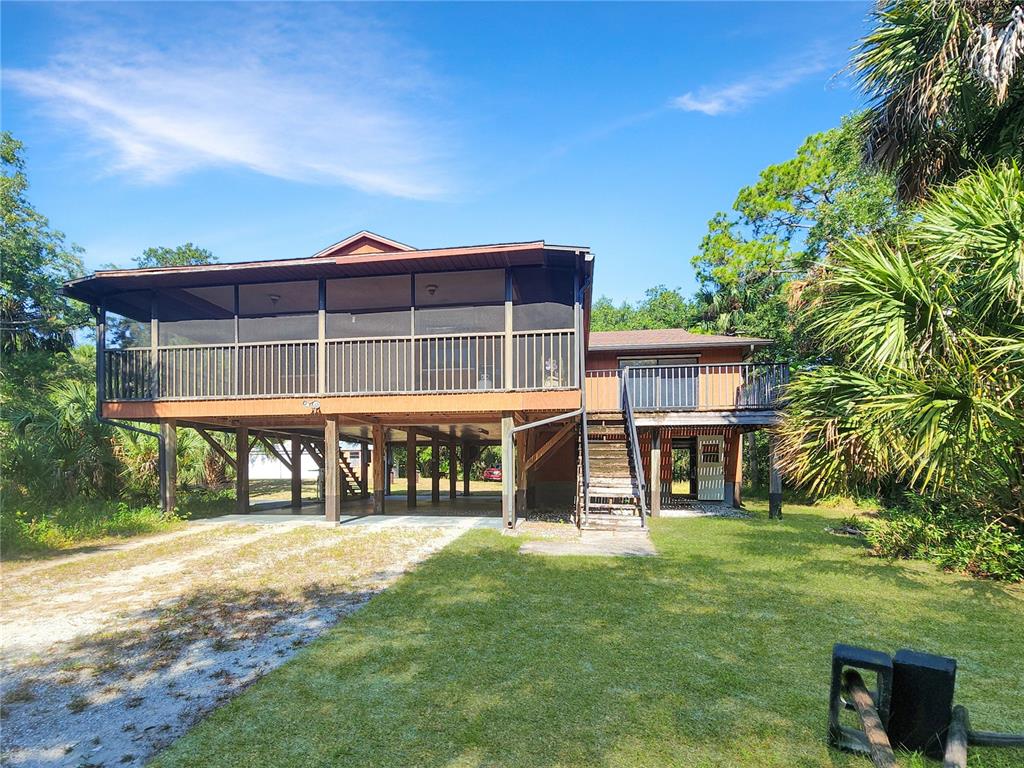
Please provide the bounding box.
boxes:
[588,503,641,513]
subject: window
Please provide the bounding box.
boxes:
[326,275,410,339]
[238,281,317,342]
[158,285,235,346]
[511,266,574,331]
[701,442,721,465]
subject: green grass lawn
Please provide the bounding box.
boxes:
[151,499,1023,768]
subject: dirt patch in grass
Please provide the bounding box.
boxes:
[1,519,472,768]
[513,519,581,540]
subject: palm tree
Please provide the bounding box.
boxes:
[776,163,1023,521]
[9,379,120,498]
[854,0,1024,200]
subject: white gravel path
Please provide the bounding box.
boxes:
[1,516,487,768]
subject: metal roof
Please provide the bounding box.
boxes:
[63,240,592,305]
[588,328,773,351]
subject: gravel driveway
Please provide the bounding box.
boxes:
[1,517,484,767]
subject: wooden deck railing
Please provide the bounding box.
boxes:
[103,329,579,400]
[585,363,788,412]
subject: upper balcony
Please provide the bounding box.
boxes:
[585,363,788,417]
[96,266,582,402]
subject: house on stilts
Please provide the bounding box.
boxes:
[63,232,787,529]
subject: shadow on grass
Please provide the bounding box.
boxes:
[144,513,1023,768]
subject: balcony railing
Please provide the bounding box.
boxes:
[103,329,579,400]
[584,363,788,412]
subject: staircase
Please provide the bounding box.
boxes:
[339,454,365,498]
[582,419,645,531]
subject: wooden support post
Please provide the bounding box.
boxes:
[406,430,417,509]
[515,430,528,514]
[650,429,662,518]
[159,419,177,515]
[431,436,441,504]
[385,442,393,495]
[448,438,457,500]
[501,414,515,528]
[290,436,302,509]
[462,441,471,497]
[768,433,782,519]
[324,417,340,522]
[360,441,369,496]
[372,425,386,515]
[235,426,248,515]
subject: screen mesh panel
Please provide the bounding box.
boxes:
[158,285,235,346]
[415,305,504,334]
[238,281,317,342]
[415,269,504,307]
[512,267,574,330]
[327,275,410,312]
[326,309,410,339]
[105,291,151,348]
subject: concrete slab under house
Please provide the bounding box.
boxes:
[63,231,789,532]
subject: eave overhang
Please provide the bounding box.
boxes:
[63,241,593,306]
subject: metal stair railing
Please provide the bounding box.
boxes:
[620,367,648,525]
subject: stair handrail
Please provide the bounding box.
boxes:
[620,367,648,524]
[578,361,590,531]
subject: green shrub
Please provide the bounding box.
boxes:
[0,497,181,557]
[861,494,1024,582]
[177,486,235,520]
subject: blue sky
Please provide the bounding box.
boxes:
[3,1,871,302]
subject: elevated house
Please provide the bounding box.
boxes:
[63,232,787,529]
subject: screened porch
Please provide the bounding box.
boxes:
[99,266,581,401]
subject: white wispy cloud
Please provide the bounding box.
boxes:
[672,53,831,116]
[6,5,454,199]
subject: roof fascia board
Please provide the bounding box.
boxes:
[589,339,773,351]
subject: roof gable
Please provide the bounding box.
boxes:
[311,231,415,258]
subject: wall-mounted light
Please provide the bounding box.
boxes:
[425,283,438,296]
